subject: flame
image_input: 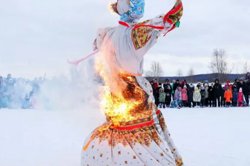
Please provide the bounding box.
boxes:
[100,81,143,126]
[95,45,148,126]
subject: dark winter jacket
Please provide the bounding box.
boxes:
[173,81,180,92]
[200,89,206,100]
[213,83,223,97]
[238,82,249,95]
[232,89,238,103]
[187,86,194,102]
[208,86,214,100]
[163,83,172,95]
[163,83,172,102]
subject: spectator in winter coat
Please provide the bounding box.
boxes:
[239,79,249,106]
[244,75,250,106]
[173,80,180,94]
[173,86,182,108]
[232,88,238,107]
[181,80,190,89]
[238,88,244,107]
[232,83,238,92]
[152,79,159,106]
[208,83,214,107]
[174,86,182,100]
[187,84,194,107]
[181,86,188,107]
[196,83,201,89]
[223,81,231,106]
[213,79,223,107]
[224,87,232,107]
[152,79,159,89]
[221,86,226,107]
[224,80,232,91]
[204,83,209,107]
[200,86,206,107]
[193,86,201,107]
[158,88,166,108]
[163,79,172,107]
[235,78,241,91]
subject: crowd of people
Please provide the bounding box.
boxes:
[1,72,250,110]
[0,74,41,109]
[150,72,250,109]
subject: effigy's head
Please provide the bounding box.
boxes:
[111,0,145,23]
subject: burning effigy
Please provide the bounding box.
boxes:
[81,0,183,165]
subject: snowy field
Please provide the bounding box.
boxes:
[0,107,250,166]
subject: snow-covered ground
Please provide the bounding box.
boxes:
[0,107,250,166]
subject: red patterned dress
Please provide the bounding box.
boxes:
[81,1,183,166]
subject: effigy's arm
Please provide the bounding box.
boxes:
[131,0,183,50]
[163,0,183,33]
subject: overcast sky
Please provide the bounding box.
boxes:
[0,0,249,78]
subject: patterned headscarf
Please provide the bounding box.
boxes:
[117,0,145,23]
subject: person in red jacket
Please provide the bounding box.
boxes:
[237,88,244,107]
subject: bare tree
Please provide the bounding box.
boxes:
[188,68,194,76]
[177,69,183,78]
[210,49,229,82]
[145,61,163,80]
[188,68,195,83]
[243,61,250,74]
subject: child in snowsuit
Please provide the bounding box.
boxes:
[172,86,182,108]
[181,86,188,107]
[224,87,232,107]
[238,88,244,107]
[193,87,201,107]
[159,88,167,108]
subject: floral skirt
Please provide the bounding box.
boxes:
[81,110,183,166]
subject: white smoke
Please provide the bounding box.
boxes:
[8,79,33,108]
[34,57,103,114]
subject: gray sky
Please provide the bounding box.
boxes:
[0,0,249,78]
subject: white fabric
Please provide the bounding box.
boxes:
[95,15,172,76]
[117,0,130,15]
